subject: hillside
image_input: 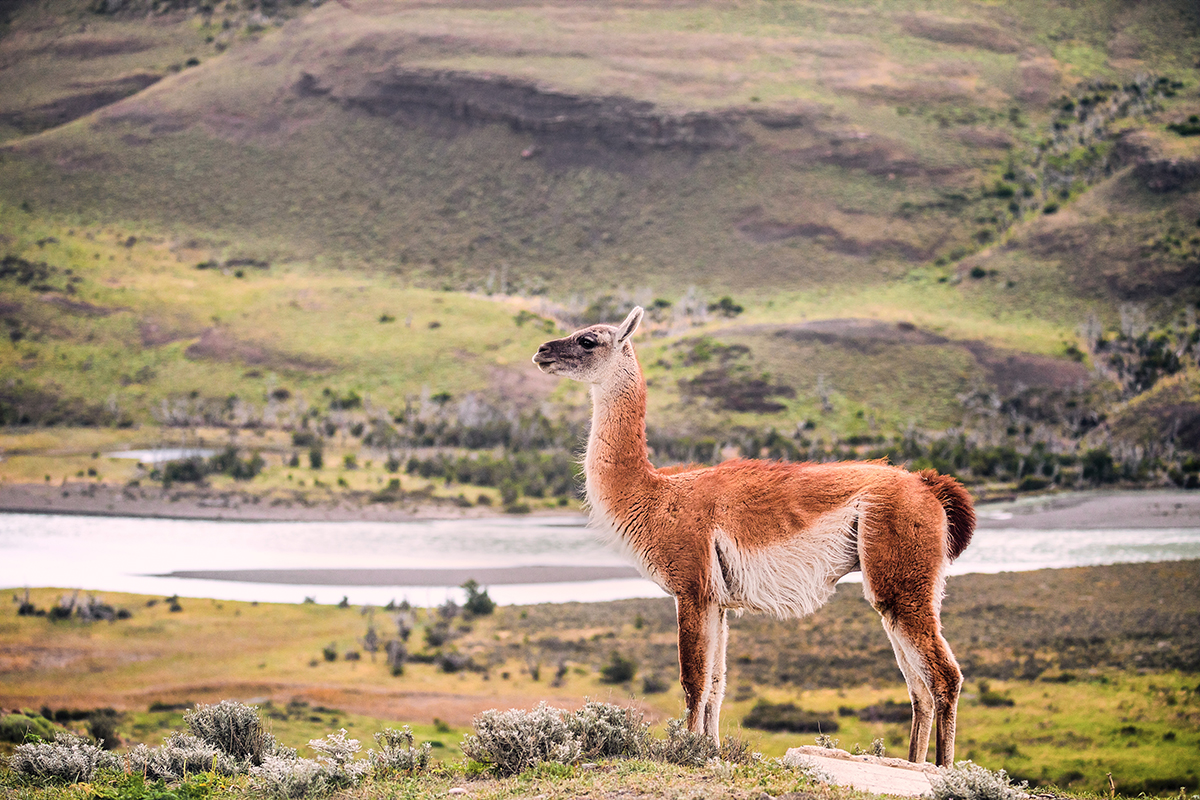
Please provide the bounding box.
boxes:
[1,0,1199,498]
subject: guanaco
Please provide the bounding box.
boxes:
[533,306,974,766]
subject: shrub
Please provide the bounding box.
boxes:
[978,681,1015,707]
[125,732,238,780]
[569,701,650,759]
[931,761,1029,800]
[743,700,838,733]
[599,651,636,684]
[708,296,744,317]
[86,708,123,749]
[0,712,58,744]
[642,674,670,694]
[308,729,371,786]
[248,754,329,798]
[185,700,284,765]
[461,703,581,776]
[370,726,431,775]
[651,718,718,767]
[462,579,496,616]
[8,732,119,783]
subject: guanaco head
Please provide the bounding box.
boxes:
[533,306,644,384]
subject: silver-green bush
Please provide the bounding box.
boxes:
[308,729,371,786]
[185,700,288,765]
[461,702,582,776]
[931,761,1030,800]
[124,732,239,780]
[246,730,370,800]
[650,718,719,767]
[569,701,650,759]
[370,726,432,775]
[8,732,119,783]
[248,754,330,799]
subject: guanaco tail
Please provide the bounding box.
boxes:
[533,306,974,766]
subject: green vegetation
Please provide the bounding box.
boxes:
[1,2,1199,792]
[2,561,1198,795]
[0,0,1198,499]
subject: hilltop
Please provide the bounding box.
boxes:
[0,0,1199,501]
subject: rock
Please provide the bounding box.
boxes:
[784,746,936,797]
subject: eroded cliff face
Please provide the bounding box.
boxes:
[295,68,750,151]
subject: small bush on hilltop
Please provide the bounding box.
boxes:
[8,732,119,783]
[931,761,1029,800]
[370,726,431,775]
[248,754,330,799]
[569,701,650,759]
[307,729,371,785]
[461,703,582,776]
[185,700,290,765]
[125,732,239,780]
[651,717,718,767]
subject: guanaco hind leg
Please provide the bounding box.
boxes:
[882,613,962,766]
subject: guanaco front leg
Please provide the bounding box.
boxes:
[702,608,729,744]
[675,596,723,738]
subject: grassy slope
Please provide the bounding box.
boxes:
[0,0,1196,299]
[2,561,1198,794]
[0,0,1198,451]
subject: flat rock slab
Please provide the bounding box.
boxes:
[784,747,937,797]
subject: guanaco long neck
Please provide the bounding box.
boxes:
[585,354,657,533]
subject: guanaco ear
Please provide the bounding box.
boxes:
[616,306,644,344]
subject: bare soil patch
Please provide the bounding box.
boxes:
[784,139,925,178]
[735,209,931,261]
[40,294,121,316]
[51,36,155,60]
[184,327,332,373]
[306,68,747,153]
[898,15,1022,54]
[961,340,1091,394]
[139,318,200,346]
[1018,58,1061,105]
[0,73,160,134]
[746,319,1090,393]
[956,127,1014,150]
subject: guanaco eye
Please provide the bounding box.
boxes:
[579,336,598,350]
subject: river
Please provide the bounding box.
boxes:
[2,494,1199,606]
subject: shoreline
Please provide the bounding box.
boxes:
[0,481,510,523]
[2,481,1200,529]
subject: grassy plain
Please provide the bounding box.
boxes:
[2,561,1198,795]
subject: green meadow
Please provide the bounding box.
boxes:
[3,561,1198,796]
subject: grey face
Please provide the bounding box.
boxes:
[532,324,620,382]
[532,306,645,384]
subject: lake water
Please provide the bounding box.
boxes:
[2,511,1198,607]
